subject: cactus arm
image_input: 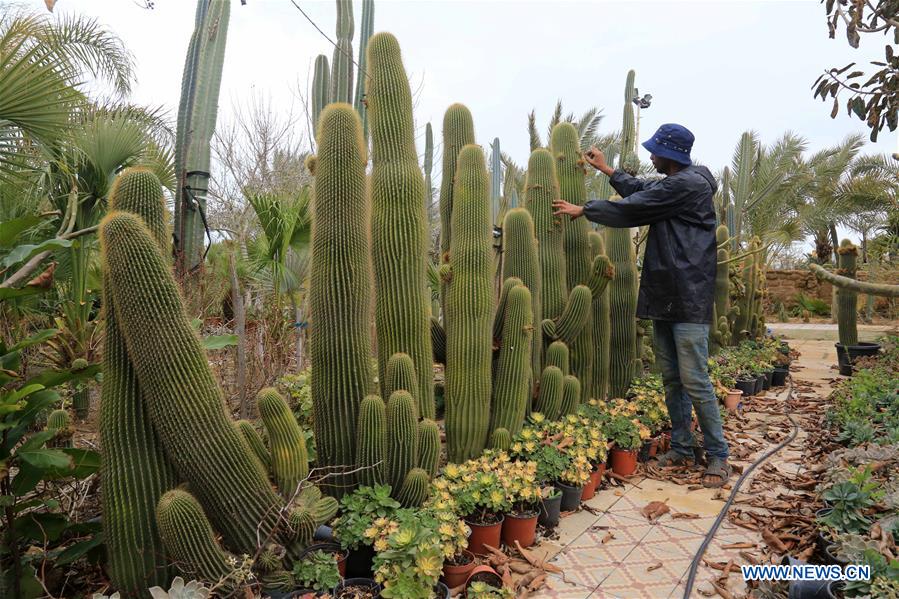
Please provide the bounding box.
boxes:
[353,0,374,140]
[560,375,581,416]
[417,419,441,477]
[535,365,563,420]
[555,285,592,345]
[809,264,899,298]
[312,55,331,133]
[386,390,419,495]
[257,388,310,498]
[490,284,533,437]
[330,0,355,104]
[502,208,542,382]
[355,394,387,487]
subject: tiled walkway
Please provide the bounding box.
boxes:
[530,336,836,599]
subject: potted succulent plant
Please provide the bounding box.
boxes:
[606,414,644,476]
[333,485,402,578]
[499,460,541,548]
[439,457,510,556]
[423,490,475,589]
[509,428,568,528]
[555,453,592,511]
[371,509,446,599]
[293,547,344,595]
[465,579,514,598]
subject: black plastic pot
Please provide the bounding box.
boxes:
[754,374,766,395]
[433,581,450,599]
[538,490,563,529]
[735,378,756,397]
[815,509,833,551]
[314,525,335,542]
[772,367,789,387]
[835,342,882,376]
[555,481,582,512]
[344,545,375,579]
[823,543,848,567]
[333,578,380,598]
[783,556,831,599]
[763,370,774,389]
[827,580,845,599]
[835,344,852,376]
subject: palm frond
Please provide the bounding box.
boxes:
[546,99,562,145]
[527,110,541,152]
[576,107,604,150]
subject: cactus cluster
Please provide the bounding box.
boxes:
[835,239,859,347]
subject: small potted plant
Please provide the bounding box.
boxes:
[555,453,591,512]
[500,460,541,548]
[465,580,514,599]
[333,484,402,578]
[371,510,446,599]
[424,492,475,589]
[510,428,567,529]
[606,414,643,476]
[440,457,510,556]
[293,547,344,595]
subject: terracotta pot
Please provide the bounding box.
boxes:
[501,511,538,548]
[580,478,596,500]
[610,448,638,476]
[590,464,605,492]
[441,550,476,589]
[658,432,671,453]
[465,565,503,592]
[465,515,503,556]
[724,389,743,412]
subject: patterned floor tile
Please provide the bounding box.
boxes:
[530,575,595,599]
[639,525,705,558]
[596,547,691,599]
[556,509,604,545]
[584,487,624,511]
[566,513,655,560]
[587,589,626,598]
[547,548,619,588]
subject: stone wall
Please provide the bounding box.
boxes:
[764,269,832,309]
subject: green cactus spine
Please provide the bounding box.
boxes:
[330,0,354,104]
[490,284,533,436]
[385,352,419,417]
[438,103,476,269]
[174,0,230,273]
[46,409,72,448]
[489,428,511,451]
[101,212,284,555]
[493,276,523,342]
[367,32,434,421]
[312,54,331,131]
[235,419,271,471]
[535,365,563,420]
[100,168,178,596]
[554,285,592,345]
[588,232,612,401]
[715,225,730,328]
[836,240,859,347]
[502,208,542,385]
[430,317,446,364]
[560,375,581,416]
[287,510,317,547]
[525,149,567,321]
[395,468,430,508]
[545,341,570,375]
[386,390,418,494]
[353,0,374,140]
[257,387,309,498]
[309,104,376,495]
[72,385,90,419]
[605,226,638,398]
[355,395,386,487]
[418,418,440,477]
[156,490,235,589]
[551,123,595,400]
[444,144,494,463]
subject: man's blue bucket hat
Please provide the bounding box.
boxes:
[642,123,694,165]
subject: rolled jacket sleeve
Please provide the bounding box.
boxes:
[582,170,693,228]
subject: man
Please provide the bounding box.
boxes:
[552,123,730,488]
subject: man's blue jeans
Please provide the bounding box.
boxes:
[652,321,729,460]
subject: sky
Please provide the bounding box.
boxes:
[21,0,899,175]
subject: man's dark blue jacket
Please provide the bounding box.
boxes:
[582,166,718,324]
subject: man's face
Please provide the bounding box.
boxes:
[650,154,668,174]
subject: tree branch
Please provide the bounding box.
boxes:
[809,263,899,297]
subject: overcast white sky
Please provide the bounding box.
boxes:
[27,0,899,173]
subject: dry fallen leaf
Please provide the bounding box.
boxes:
[601,531,615,544]
[641,500,670,521]
[762,529,789,553]
[721,542,755,549]
[672,511,701,520]
[647,561,663,572]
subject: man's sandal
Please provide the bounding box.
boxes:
[653,450,693,467]
[702,457,732,488]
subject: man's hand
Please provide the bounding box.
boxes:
[584,146,614,176]
[552,199,584,220]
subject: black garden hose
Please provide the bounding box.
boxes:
[682,381,800,598]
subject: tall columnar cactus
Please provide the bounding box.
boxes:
[734,237,761,340]
[353,0,374,141]
[385,390,419,493]
[355,395,386,487]
[156,490,236,589]
[836,240,859,347]
[490,284,533,437]
[430,317,446,364]
[551,122,594,400]
[330,0,354,104]
[493,277,523,342]
[444,144,494,463]
[606,226,638,398]
[502,208,542,385]
[46,409,72,448]
[545,340,570,375]
[715,225,731,333]
[535,365,563,419]
[396,468,430,508]
[588,232,612,401]
[100,168,178,597]
[423,122,434,217]
[101,212,284,554]
[525,149,567,321]
[309,104,375,494]
[367,32,434,421]
[385,352,420,418]
[235,419,270,471]
[418,419,440,477]
[560,375,581,416]
[311,55,331,132]
[174,0,230,273]
[548,285,592,345]
[257,387,310,498]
